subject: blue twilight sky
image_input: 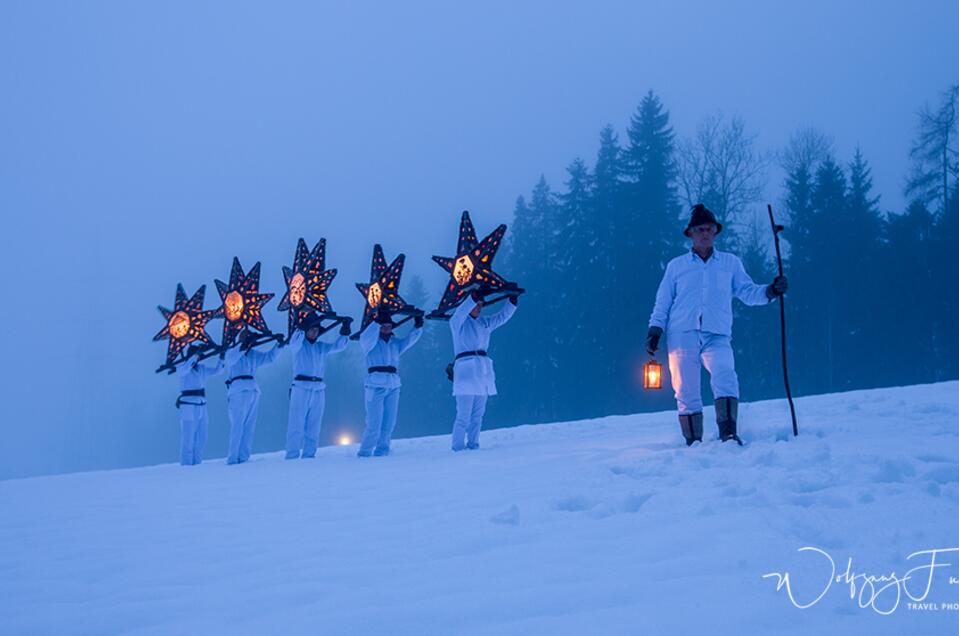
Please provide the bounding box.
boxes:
[1,1,957,479]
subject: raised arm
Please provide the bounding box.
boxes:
[450,296,477,334]
[648,263,676,330]
[224,345,244,368]
[321,334,349,355]
[396,326,423,355]
[288,329,306,355]
[196,356,225,382]
[479,300,516,331]
[359,320,380,355]
[732,257,772,307]
[253,342,282,366]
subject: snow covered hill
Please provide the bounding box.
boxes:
[3,382,959,635]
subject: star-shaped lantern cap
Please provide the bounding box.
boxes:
[153,284,222,365]
[277,238,338,335]
[355,244,409,331]
[215,257,275,348]
[431,210,509,314]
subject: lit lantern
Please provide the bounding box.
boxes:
[224,290,245,322]
[289,272,306,307]
[168,310,191,339]
[644,359,663,390]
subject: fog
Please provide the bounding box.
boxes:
[2,1,956,479]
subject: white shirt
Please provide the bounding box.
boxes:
[359,322,423,389]
[288,329,348,390]
[175,355,225,406]
[649,249,770,336]
[225,343,281,393]
[450,296,517,396]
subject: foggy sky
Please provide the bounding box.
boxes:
[2,0,956,479]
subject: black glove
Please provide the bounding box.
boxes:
[276,334,287,348]
[414,315,424,328]
[339,321,351,336]
[470,290,484,303]
[645,326,663,356]
[766,275,788,299]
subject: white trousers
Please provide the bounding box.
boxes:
[227,389,260,464]
[286,386,327,459]
[452,395,488,450]
[359,387,401,454]
[178,404,208,466]
[667,330,739,415]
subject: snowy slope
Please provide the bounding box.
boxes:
[2,382,959,635]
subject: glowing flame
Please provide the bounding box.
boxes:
[338,434,352,446]
[453,255,474,286]
[225,290,245,322]
[643,360,663,390]
[289,272,306,307]
[367,282,382,308]
[169,311,191,339]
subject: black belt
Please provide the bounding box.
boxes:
[367,366,397,374]
[226,374,254,386]
[455,350,488,360]
[176,389,205,408]
[294,374,323,382]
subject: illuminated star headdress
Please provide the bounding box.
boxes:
[277,238,338,335]
[431,210,509,314]
[215,257,275,348]
[355,244,409,331]
[153,284,221,365]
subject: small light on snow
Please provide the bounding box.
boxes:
[338,434,352,446]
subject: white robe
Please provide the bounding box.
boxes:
[174,354,224,466]
[285,329,348,459]
[449,297,516,397]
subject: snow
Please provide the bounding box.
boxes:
[3,382,959,635]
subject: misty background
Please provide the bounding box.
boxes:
[2,1,957,480]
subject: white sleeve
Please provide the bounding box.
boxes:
[224,346,243,367]
[396,327,423,355]
[732,257,771,307]
[289,329,306,354]
[322,334,349,355]
[359,321,380,355]
[450,296,476,333]
[649,263,675,329]
[479,300,516,331]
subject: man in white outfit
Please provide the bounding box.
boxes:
[174,345,225,466]
[285,313,351,459]
[224,329,284,464]
[449,290,518,451]
[647,204,787,446]
[357,311,423,457]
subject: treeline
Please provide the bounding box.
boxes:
[476,85,959,429]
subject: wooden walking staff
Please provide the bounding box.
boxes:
[767,204,798,437]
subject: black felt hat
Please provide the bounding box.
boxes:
[374,311,395,326]
[300,312,325,331]
[683,204,723,237]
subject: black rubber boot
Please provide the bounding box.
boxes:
[715,397,743,446]
[679,413,704,446]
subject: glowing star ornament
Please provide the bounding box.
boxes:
[431,210,510,314]
[355,244,409,331]
[215,257,275,348]
[277,238,338,335]
[153,284,221,365]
